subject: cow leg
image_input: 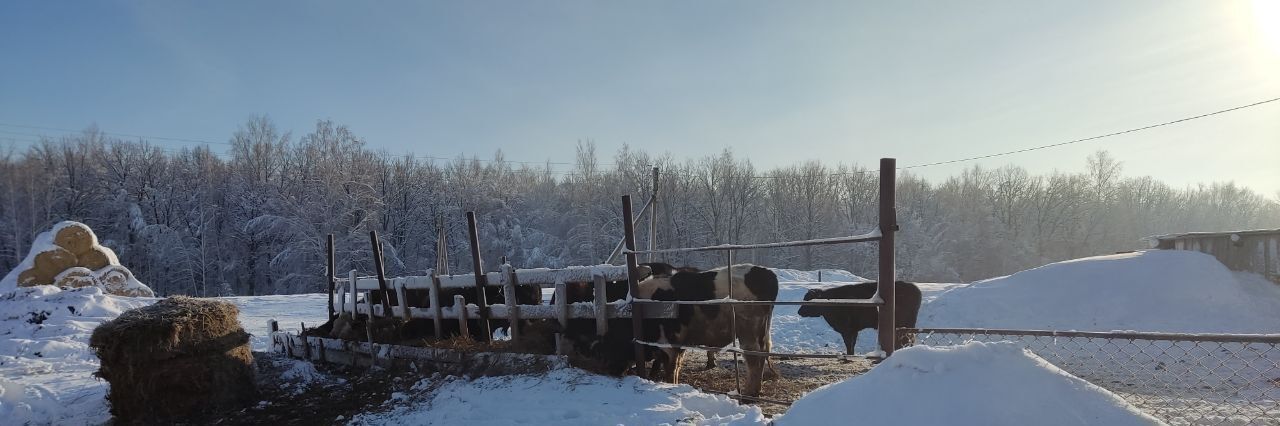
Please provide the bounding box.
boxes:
[842,331,857,360]
[704,350,717,370]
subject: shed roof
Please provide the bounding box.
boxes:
[1147,228,1280,242]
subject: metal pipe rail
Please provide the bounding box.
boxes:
[905,328,1280,343]
[622,230,882,255]
[631,298,883,307]
[633,340,868,361]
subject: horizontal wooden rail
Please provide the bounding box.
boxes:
[341,264,632,291]
[622,230,881,255]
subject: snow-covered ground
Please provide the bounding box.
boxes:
[776,342,1164,425]
[349,368,767,425]
[3,250,1278,424]
[0,286,149,425]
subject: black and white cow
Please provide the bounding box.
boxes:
[584,263,779,397]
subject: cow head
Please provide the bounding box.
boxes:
[798,288,823,317]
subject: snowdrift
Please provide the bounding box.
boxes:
[0,286,150,424]
[777,342,1164,426]
[348,368,767,425]
[922,250,1280,333]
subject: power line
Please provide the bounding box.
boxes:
[900,96,1280,170]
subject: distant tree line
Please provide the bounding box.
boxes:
[2,117,1277,295]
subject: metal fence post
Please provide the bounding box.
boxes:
[877,158,898,356]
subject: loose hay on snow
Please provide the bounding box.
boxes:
[89,296,256,423]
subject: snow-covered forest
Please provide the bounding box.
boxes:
[1,117,1277,296]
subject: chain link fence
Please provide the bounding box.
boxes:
[907,328,1280,425]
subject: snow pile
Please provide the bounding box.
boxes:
[777,342,1164,425]
[0,285,150,424]
[922,250,1280,332]
[349,368,767,425]
[0,221,154,297]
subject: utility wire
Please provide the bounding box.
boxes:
[900,96,1280,170]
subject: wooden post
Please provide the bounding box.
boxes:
[876,158,898,356]
[369,230,392,317]
[465,211,492,343]
[337,276,348,315]
[622,194,647,377]
[347,270,358,316]
[268,319,279,333]
[430,271,444,337]
[455,294,470,340]
[649,167,659,263]
[502,263,522,341]
[394,279,411,322]
[593,273,609,336]
[326,234,336,321]
[555,280,569,356]
[555,280,569,331]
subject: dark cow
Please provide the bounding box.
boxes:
[584,263,778,397]
[797,281,921,355]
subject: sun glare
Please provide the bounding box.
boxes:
[1253,0,1280,54]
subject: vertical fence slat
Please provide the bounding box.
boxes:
[622,194,647,377]
[465,211,492,343]
[394,279,411,322]
[555,280,569,355]
[337,275,348,315]
[876,157,898,356]
[430,272,444,336]
[454,294,470,339]
[593,273,608,336]
[502,263,521,341]
[347,270,357,315]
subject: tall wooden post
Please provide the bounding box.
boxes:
[466,211,492,343]
[369,230,392,317]
[623,195,647,377]
[326,234,336,320]
[876,158,898,356]
[649,167,659,263]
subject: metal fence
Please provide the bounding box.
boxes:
[907,328,1280,426]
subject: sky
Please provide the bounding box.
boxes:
[2,1,1278,195]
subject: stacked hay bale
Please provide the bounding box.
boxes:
[0,221,155,297]
[90,296,256,422]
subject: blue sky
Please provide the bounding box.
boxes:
[2,1,1278,194]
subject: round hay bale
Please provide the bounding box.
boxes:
[97,265,133,294]
[17,267,51,287]
[89,296,256,422]
[53,222,98,255]
[33,247,78,278]
[55,266,98,289]
[78,245,115,270]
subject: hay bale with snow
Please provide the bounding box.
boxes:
[89,296,256,422]
[0,220,154,297]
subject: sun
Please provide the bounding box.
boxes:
[1253,0,1280,54]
